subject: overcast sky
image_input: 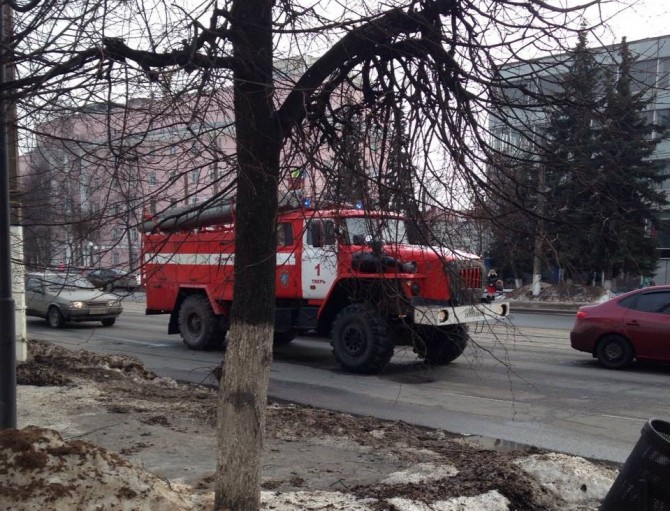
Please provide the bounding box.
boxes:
[594,0,670,45]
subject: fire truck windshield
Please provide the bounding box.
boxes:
[344,217,408,245]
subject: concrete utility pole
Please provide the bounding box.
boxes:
[532,162,546,297]
[0,1,17,429]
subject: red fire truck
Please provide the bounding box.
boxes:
[141,196,509,373]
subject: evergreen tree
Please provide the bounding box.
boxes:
[542,30,605,278]
[486,153,536,283]
[542,33,665,281]
[592,38,666,277]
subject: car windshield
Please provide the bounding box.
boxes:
[44,275,96,290]
[343,217,408,245]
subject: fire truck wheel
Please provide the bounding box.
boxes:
[273,331,296,345]
[331,304,394,374]
[416,325,468,365]
[178,295,226,350]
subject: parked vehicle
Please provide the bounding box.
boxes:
[570,285,670,369]
[87,268,139,292]
[25,272,123,328]
[140,194,509,374]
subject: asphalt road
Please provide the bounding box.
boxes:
[25,302,669,464]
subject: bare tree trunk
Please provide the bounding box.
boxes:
[216,323,274,509]
[214,0,278,508]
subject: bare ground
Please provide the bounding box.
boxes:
[1,340,619,510]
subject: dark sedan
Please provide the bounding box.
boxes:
[87,268,139,292]
[570,285,670,369]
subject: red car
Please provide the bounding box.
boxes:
[570,285,670,369]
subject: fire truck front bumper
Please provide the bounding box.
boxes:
[410,299,510,326]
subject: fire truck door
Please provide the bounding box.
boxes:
[302,219,338,299]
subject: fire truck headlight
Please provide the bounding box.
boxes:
[437,309,449,323]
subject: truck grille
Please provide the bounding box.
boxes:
[459,266,482,289]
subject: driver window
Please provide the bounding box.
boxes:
[277,223,293,247]
[323,220,336,245]
[306,219,336,248]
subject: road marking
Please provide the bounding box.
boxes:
[601,414,647,422]
[99,336,171,348]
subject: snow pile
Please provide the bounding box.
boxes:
[386,490,510,511]
[515,452,617,508]
[382,462,459,484]
[0,427,202,511]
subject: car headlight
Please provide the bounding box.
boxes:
[108,300,120,307]
[70,301,85,309]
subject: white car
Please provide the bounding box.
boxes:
[25,272,123,328]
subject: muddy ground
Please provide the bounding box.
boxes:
[1,340,619,510]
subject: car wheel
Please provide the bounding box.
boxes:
[47,306,65,328]
[596,334,634,369]
[101,318,116,327]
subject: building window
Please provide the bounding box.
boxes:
[112,252,120,265]
[537,74,564,97]
[150,198,157,215]
[191,170,199,184]
[149,172,157,187]
[657,109,670,139]
[630,59,657,93]
[209,163,218,182]
[658,58,670,90]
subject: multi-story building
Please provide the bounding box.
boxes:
[490,34,670,284]
[19,92,238,273]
